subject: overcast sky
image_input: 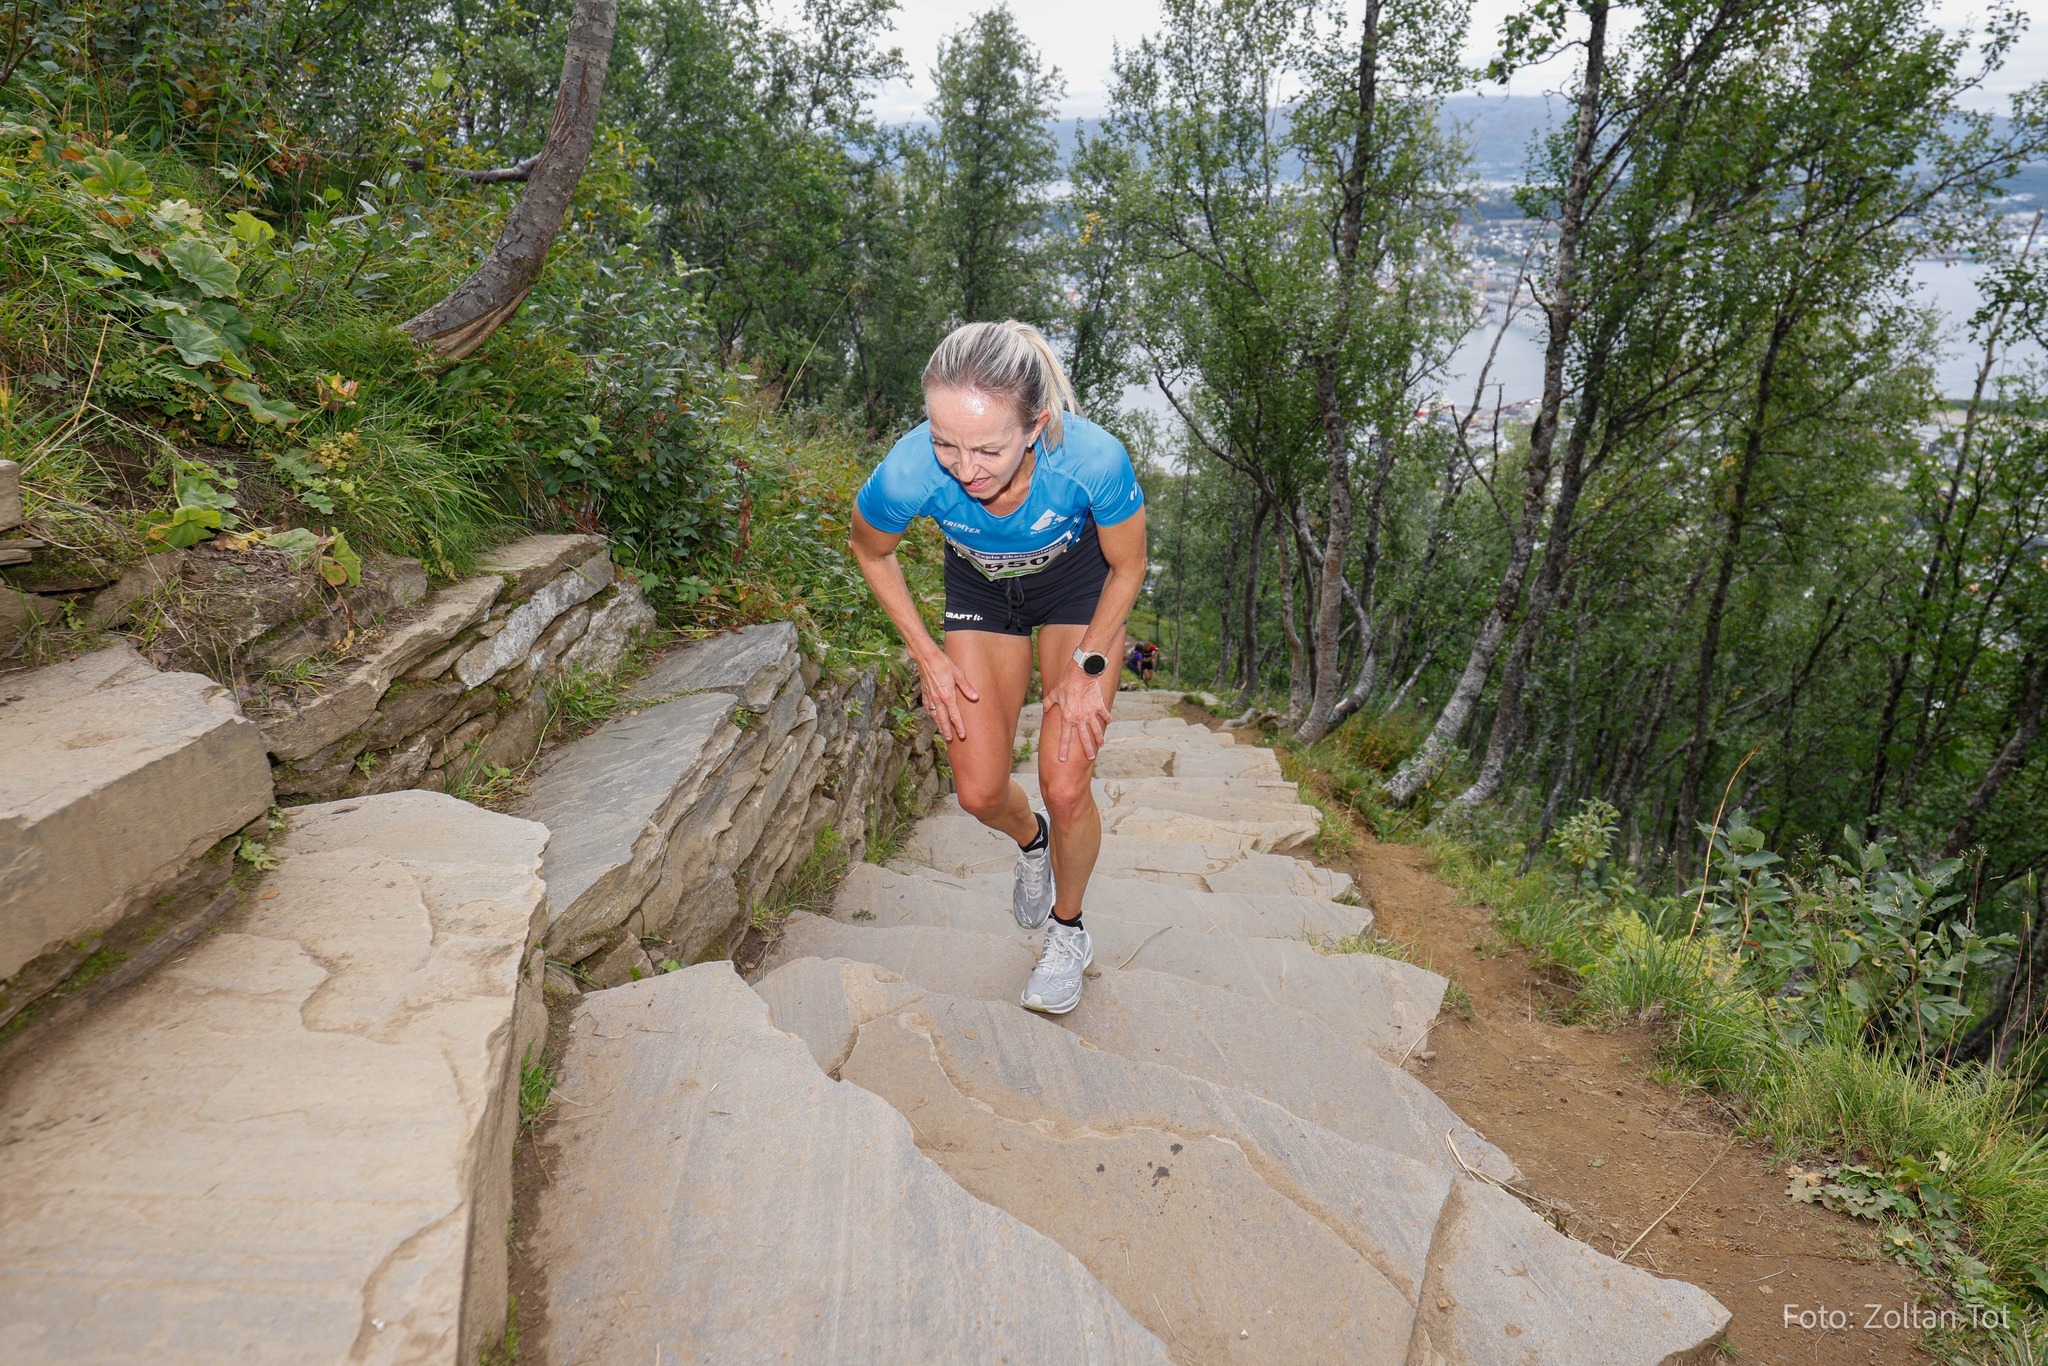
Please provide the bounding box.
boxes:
[857,0,2042,123]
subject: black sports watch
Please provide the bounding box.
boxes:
[1073,648,1108,677]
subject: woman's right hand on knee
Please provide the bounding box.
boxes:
[916,650,979,742]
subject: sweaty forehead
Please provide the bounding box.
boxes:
[927,386,1024,448]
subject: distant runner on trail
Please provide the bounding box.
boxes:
[849,320,1147,1015]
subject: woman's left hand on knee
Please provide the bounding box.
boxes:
[1048,671,1112,762]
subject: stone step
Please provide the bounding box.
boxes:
[0,791,549,1362]
[523,963,1168,1364]
[765,913,1441,1064]
[1,642,272,1022]
[514,622,809,964]
[896,811,1352,900]
[754,958,1731,1365]
[834,861,1373,942]
[768,905,1507,1181]
[954,780,1320,854]
[1100,716,1230,743]
[1020,693,1186,742]
[1105,803,1319,853]
[1018,771,1305,804]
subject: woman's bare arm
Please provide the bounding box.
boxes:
[849,509,978,741]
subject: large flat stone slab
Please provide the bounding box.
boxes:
[1105,802,1319,853]
[1019,692,1185,743]
[1412,1175,1732,1363]
[1100,717,1229,743]
[631,620,799,710]
[755,959,1728,1364]
[1013,771,1306,806]
[0,792,549,1363]
[477,532,608,600]
[525,964,1167,1364]
[897,813,1351,899]
[516,690,740,952]
[1065,963,1515,1181]
[835,861,1371,942]
[842,1003,1420,1362]
[757,944,1509,1181]
[0,643,272,983]
[1169,744,1286,779]
[967,782,1318,853]
[767,915,1460,1133]
[1100,922,1444,1059]
[454,547,612,689]
[257,576,500,760]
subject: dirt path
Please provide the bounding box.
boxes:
[1351,837,1932,1364]
[1182,706,1932,1363]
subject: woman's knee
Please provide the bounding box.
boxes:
[1040,771,1095,825]
[956,779,1013,824]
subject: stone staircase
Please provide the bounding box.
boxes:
[2,658,1732,1362]
[527,693,1732,1363]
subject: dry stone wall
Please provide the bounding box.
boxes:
[247,533,655,801]
[2,525,942,1053]
[520,620,945,985]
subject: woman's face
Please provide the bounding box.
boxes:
[927,385,1047,503]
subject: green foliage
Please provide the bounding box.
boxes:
[1790,1153,2004,1307]
[1553,798,1619,890]
[518,1048,556,1130]
[14,134,304,425]
[261,527,360,586]
[445,749,528,810]
[234,837,277,871]
[1688,814,2017,1062]
[547,664,633,735]
[750,826,849,931]
[143,459,238,548]
[865,768,923,867]
[914,8,1065,327]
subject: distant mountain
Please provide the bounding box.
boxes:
[909,97,2042,207]
[1048,98,1557,177]
[1438,95,1561,181]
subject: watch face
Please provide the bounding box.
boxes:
[1081,653,1106,676]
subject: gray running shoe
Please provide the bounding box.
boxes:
[1021,920,1092,1015]
[1012,813,1056,929]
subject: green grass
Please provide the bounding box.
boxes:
[444,748,530,810]
[517,1049,556,1130]
[865,770,923,867]
[749,826,849,930]
[1307,926,1475,1020]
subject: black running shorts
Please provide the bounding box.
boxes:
[942,521,1110,636]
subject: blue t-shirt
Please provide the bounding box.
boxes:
[855,413,1144,579]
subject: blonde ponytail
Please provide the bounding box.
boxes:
[923,320,1080,451]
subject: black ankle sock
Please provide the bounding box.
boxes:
[1021,811,1049,853]
[1053,912,1084,931]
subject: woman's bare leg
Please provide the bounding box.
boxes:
[1034,622,1125,920]
[940,628,1038,846]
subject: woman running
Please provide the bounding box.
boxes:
[849,320,1147,1014]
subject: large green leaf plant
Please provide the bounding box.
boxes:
[53,144,307,428]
